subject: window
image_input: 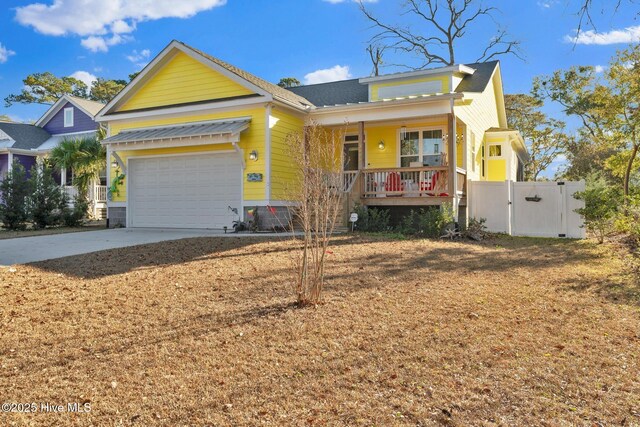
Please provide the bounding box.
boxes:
[481,145,486,177]
[63,107,74,127]
[489,144,502,157]
[399,128,444,167]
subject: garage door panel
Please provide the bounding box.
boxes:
[129,153,241,229]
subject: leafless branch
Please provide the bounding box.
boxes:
[359,0,522,68]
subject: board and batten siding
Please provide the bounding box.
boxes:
[119,52,255,112]
[269,107,304,201]
[454,72,502,181]
[42,102,99,134]
[108,107,267,203]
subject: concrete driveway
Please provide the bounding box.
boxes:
[0,228,278,266]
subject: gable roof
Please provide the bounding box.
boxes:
[285,61,500,108]
[98,40,313,118]
[35,94,104,128]
[0,122,51,150]
[178,42,313,110]
[454,61,499,93]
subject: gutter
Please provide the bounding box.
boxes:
[309,93,464,115]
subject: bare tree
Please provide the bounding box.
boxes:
[575,0,627,37]
[359,0,522,68]
[366,44,386,76]
[285,122,344,306]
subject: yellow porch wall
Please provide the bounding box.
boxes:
[488,159,506,181]
[109,107,267,202]
[120,51,254,111]
[270,107,304,200]
[364,119,448,168]
[370,76,450,101]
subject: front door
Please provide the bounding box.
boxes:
[344,134,360,171]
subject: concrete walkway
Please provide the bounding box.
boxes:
[0,228,282,266]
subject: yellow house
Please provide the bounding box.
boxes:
[97,40,527,229]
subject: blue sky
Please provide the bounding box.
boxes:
[0,0,637,175]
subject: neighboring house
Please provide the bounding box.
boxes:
[0,95,108,218]
[97,40,528,229]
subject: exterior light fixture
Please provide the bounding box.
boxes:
[111,161,118,168]
[378,140,385,150]
[249,150,258,161]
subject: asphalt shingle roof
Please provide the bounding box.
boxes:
[0,122,51,150]
[68,96,105,116]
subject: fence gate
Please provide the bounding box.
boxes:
[468,180,585,238]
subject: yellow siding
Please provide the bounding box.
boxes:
[370,76,449,101]
[109,107,267,202]
[270,107,304,200]
[488,159,506,181]
[454,72,502,181]
[120,51,254,111]
[365,119,448,168]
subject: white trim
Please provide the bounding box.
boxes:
[108,201,126,208]
[63,107,74,128]
[395,125,446,167]
[311,93,462,114]
[97,40,274,119]
[342,131,368,169]
[97,97,269,122]
[244,200,295,207]
[7,152,13,173]
[124,149,235,161]
[265,103,272,201]
[359,65,475,84]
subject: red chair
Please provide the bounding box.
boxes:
[384,172,404,195]
[420,172,449,197]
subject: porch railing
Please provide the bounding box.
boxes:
[362,166,450,198]
[64,185,108,202]
[342,170,360,193]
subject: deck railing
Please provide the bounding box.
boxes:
[361,166,450,198]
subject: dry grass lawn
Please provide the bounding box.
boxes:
[1,235,639,426]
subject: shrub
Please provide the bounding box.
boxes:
[575,176,621,243]
[0,162,30,230]
[397,206,453,238]
[462,217,488,241]
[614,195,640,244]
[61,194,88,227]
[354,204,390,232]
[27,164,64,229]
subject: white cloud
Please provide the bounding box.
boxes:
[0,43,15,63]
[126,49,151,68]
[537,0,558,8]
[70,70,97,88]
[565,25,640,45]
[594,65,606,73]
[323,0,377,3]
[16,0,227,52]
[304,65,352,85]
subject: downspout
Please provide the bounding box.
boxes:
[449,98,459,221]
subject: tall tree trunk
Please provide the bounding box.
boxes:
[623,143,639,202]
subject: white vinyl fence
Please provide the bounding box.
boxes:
[468,180,586,238]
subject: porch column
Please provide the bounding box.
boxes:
[7,152,13,173]
[448,113,459,219]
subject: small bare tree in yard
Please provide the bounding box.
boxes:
[286,122,344,306]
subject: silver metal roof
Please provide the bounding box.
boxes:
[103,119,250,144]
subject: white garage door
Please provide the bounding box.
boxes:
[129,153,241,229]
